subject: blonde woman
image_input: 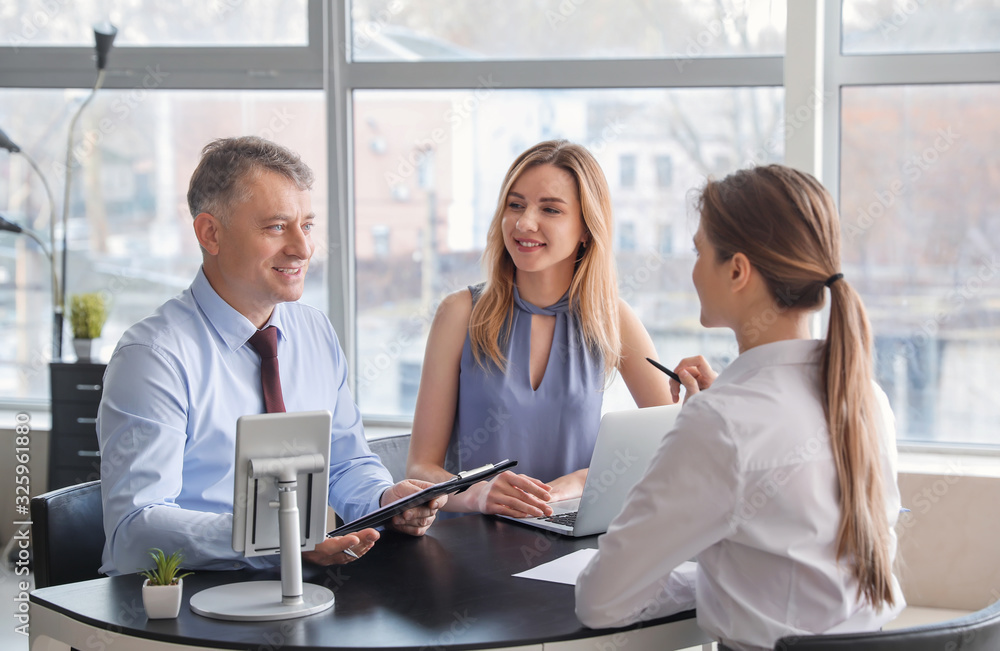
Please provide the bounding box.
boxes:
[406,140,674,517]
[575,164,904,650]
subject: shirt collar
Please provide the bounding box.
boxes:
[191,267,287,352]
[713,339,824,389]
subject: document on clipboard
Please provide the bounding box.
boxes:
[327,459,518,537]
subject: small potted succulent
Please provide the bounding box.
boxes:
[69,292,108,362]
[140,548,192,619]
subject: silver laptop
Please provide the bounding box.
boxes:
[500,404,681,537]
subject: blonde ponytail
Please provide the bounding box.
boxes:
[823,278,895,607]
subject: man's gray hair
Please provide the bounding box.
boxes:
[187,136,314,223]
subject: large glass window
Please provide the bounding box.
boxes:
[1,0,309,47]
[0,89,325,402]
[842,0,1000,55]
[350,0,786,61]
[9,1,996,452]
[352,87,784,418]
[840,84,1000,445]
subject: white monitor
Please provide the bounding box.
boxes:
[231,410,331,556]
[190,410,335,621]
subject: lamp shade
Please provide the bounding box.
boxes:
[93,22,117,70]
[0,214,25,233]
[0,127,20,153]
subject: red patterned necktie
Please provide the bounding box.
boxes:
[247,326,286,413]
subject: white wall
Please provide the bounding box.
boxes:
[896,466,1000,611]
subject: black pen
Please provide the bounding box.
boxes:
[646,357,681,383]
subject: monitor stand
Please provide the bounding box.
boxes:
[190,471,335,621]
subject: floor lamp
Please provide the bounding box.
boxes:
[0,215,56,276]
[58,21,118,359]
[0,130,61,359]
[0,22,117,361]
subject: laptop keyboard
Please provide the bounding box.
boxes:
[543,511,578,527]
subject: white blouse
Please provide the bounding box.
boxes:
[575,339,905,651]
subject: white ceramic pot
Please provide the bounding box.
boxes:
[73,338,97,363]
[142,578,183,619]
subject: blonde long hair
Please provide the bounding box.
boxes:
[470,140,621,379]
[697,164,895,608]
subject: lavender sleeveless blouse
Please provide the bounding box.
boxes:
[445,283,605,482]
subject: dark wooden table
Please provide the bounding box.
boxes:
[30,515,707,650]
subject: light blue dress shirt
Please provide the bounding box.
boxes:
[98,268,393,575]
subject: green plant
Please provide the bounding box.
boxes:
[140,548,193,587]
[69,292,108,339]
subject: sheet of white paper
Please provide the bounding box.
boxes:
[512,548,599,585]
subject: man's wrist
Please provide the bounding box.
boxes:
[377,479,400,508]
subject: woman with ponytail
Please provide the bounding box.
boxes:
[407,140,674,517]
[576,164,904,650]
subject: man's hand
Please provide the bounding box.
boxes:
[381,479,447,536]
[303,528,379,566]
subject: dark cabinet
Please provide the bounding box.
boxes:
[48,362,106,490]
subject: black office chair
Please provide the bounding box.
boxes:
[774,599,1000,650]
[368,433,411,483]
[30,480,106,589]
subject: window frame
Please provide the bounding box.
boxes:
[820,1,1000,204]
[3,0,998,453]
[0,0,324,410]
[0,0,325,90]
[325,4,783,429]
[820,0,1000,454]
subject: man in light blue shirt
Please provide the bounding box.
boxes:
[98,136,444,576]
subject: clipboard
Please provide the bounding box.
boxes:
[327,459,518,537]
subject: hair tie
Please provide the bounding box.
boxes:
[824,273,844,288]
